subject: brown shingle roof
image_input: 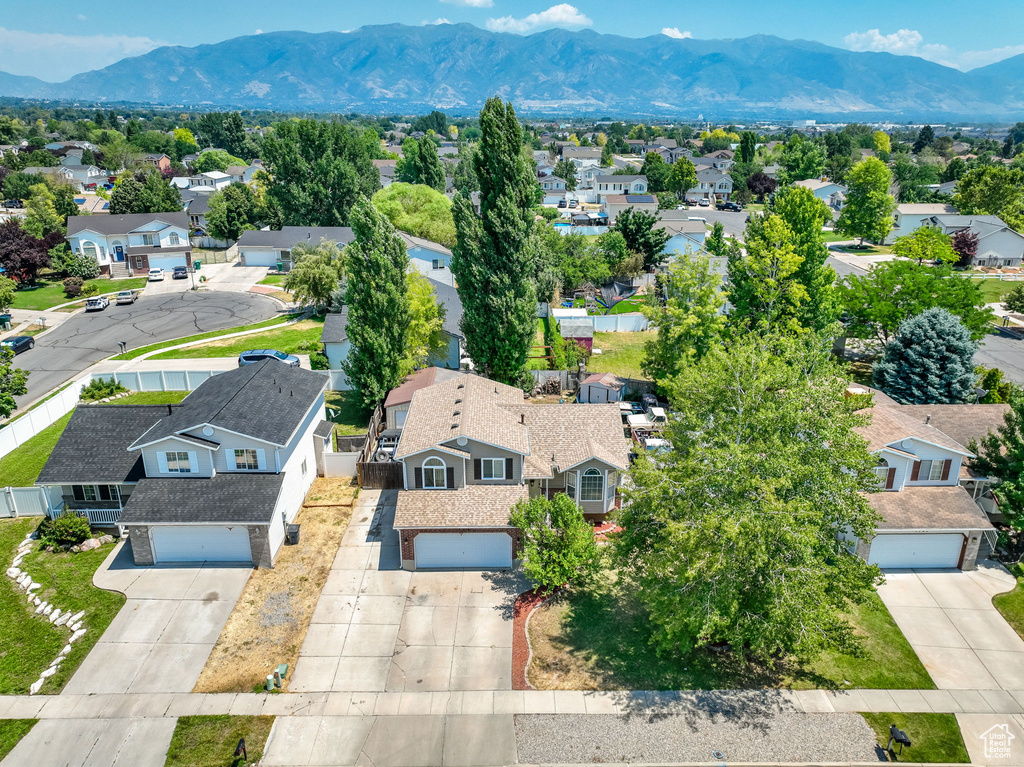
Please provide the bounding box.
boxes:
[898,404,1010,451]
[510,403,631,479]
[384,367,467,409]
[867,486,993,531]
[394,484,528,528]
[856,406,973,455]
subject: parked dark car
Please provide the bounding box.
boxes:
[557,200,567,208]
[716,201,744,212]
[3,199,22,208]
[0,335,34,355]
[238,349,300,368]
[172,265,189,279]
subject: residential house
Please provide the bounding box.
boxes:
[540,176,567,192]
[696,155,735,171]
[687,167,733,202]
[391,374,632,569]
[579,372,627,403]
[401,233,455,287]
[793,178,847,210]
[238,226,355,270]
[849,402,1006,570]
[625,139,646,154]
[762,163,781,180]
[66,211,192,275]
[35,361,329,567]
[142,154,172,173]
[58,149,85,166]
[320,277,464,385]
[383,368,468,430]
[173,170,232,194]
[560,147,602,168]
[225,162,263,184]
[883,203,958,245]
[605,194,658,224]
[181,191,211,235]
[373,159,398,188]
[924,215,1024,268]
[43,140,99,153]
[593,175,648,204]
[656,214,711,258]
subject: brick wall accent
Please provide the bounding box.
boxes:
[399,527,523,565]
[126,525,154,565]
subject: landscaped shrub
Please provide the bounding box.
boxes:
[309,351,329,370]
[38,511,91,548]
[79,282,100,298]
[62,277,83,298]
[79,376,128,401]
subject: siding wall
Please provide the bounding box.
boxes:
[403,449,467,489]
[461,444,522,486]
[141,442,215,477]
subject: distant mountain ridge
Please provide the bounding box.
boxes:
[1,24,1022,119]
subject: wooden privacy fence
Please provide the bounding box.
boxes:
[356,404,404,489]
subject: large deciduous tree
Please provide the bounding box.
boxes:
[953,166,1024,232]
[970,399,1024,539]
[613,207,669,271]
[0,219,52,283]
[450,97,538,388]
[838,261,993,345]
[205,182,261,241]
[728,214,807,334]
[402,270,448,377]
[667,157,698,200]
[951,228,979,268]
[510,494,600,592]
[342,198,410,410]
[261,120,379,227]
[618,332,881,660]
[835,157,897,245]
[553,159,578,192]
[891,226,956,265]
[872,308,978,404]
[284,239,346,312]
[22,184,63,239]
[371,183,456,247]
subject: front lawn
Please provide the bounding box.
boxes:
[822,230,850,243]
[111,316,292,360]
[0,518,124,694]
[590,331,652,380]
[0,412,73,487]
[259,274,286,286]
[149,318,324,360]
[324,390,371,436]
[0,720,36,760]
[833,244,894,256]
[861,713,969,763]
[11,277,148,311]
[165,715,274,767]
[977,279,1019,304]
[993,562,1024,640]
[527,575,933,691]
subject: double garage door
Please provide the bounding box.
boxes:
[868,533,964,569]
[151,526,253,564]
[415,532,512,569]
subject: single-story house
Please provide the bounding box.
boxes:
[605,194,657,224]
[884,203,958,245]
[392,374,632,569]
[793,178,847,210]
[36,361,330,567]
[924,215,1024,268]
[579,372,627,403]
[237,226,356,270]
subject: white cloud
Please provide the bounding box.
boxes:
[75,14,87,21]
[440,0,493,7]
[486,4,593,34]
[422,18,452,25]
[254,29,264,35]
[661,27,692,40]
[844,28,1024,71]
[0,27,165,82]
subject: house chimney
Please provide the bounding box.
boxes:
[925,414,932,425]
[521,414,525,424]
[167,404,173,415]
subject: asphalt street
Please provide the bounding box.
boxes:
[12,290,281,407]
[976,328,1024,385]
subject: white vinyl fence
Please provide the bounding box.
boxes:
[322,452,359,478]
[592,313,649,332]
[0,486,60,518]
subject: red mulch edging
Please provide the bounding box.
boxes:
[512,586,561,690]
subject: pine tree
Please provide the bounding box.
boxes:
[342,198,410,410]
[450,97,538,388]
[413,138,446,193]
[873,308,978,404]
[970,398,1024,534]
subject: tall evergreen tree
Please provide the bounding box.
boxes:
[739,131,757,163]
[108,176,145,215]
[342,198,410,410]
[413,138,446,193]
[450,97,537,387]
[873,308,978,404]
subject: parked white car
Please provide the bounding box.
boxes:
[147,268,164,282]
[85,296,110,312]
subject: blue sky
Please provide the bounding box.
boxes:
[3,0,1022,81]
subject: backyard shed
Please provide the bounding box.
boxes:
[579,372,627,403]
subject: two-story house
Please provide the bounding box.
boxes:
[793,178,847,211]
[35,361,331,567]
[171,170,232,194]
[851,402,998,570]
[687,167,733,202]
[142,154,172,173]
[391,374,631,569]
[560,147,602,168]
[593,175,648,204]
[66,212,192,275]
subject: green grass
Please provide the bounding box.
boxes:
[530,576,932,691]
[324,390,371,436]
[528,318,548,370]
[165,715,275,767]
[111,316,291,360]
[0,518,124,694]
[993,563,1024,640]
[0,391,189,487]
[607,297,648,315]
[149,318,324,360]
[258,274,286,286]
[590,331,652,379]
[0,720,36,760]
[11,277,148,311]
[0,412,73,487]
[862,713,969,763]
[976,278,1019,304]
[822,230,850,243]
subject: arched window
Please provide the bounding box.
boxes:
[874,459,892,488]
[422,457,446,489]
[81,241,98,260]
[580,468,604,501]
[168,232,181,246]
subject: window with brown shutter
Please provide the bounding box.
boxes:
[414,467,423,489]
[474,459,481,480]
[505,457,513,481]
[940,459,952,481]
[910,461,921,481]
[885,468,896,490]
[446,466,455,489]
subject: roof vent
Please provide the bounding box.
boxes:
[455,398,462,404]
[457,383,465,389]
[451,423,459,429]
[521,414,525,424]
[453,410,461,416]
[925,414,932,424]
[279,387,282,393]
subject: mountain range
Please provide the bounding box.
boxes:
[2,23,1023,119]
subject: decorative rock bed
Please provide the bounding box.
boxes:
[5,531,95,694]
[512,586,561,691]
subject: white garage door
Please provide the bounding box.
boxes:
[149,255,189,272]
[868,533,964,569]
[241,249,278,267]
[151,526,253,563]
[415,532,512,569]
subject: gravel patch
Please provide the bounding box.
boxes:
[515,712,881,764]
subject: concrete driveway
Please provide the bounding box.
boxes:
[13,290,280,407]
[877,564,1024,690]
[1,717,175,767]
[199,262,269,293]
[61,541,251,695]
[289,490,521,694]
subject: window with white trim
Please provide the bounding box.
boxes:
[72,485,97,502]
[873,459,890,487]
[606,471,616,501]
[165,451,192,473]
[580,469,604,502]
[142,233,157,246]
[233,449,259,470]
[481,458,505,480]
[917,459,944,481]
[168,232,181,246]
[566,470,577,500]
[422,457,446,489]
[432,259,444,270]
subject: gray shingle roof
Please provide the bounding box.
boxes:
[320,309,350,344]
[130,360,327,449]
[36,405,176,485]
[118,473,286,524]
[322,278,463,345]
[66,212,189,237]
[236,226,355,250]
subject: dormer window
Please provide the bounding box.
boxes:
[916,459,945,482]
[165,451,192,473]
[422,457,447,489]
